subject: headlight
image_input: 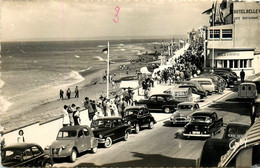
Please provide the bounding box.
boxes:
[45,145,50,150]
[128,121,131,125]
[61,146,66,150]
[204,126,209,129]
[99,134,103,139]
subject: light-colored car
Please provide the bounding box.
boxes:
[170,102,200,125]
[190,78,216,95]
[50,125,98,162]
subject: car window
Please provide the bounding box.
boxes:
[78,130,84,138]
[117,119,122,125]
[58,131,77,138]
[157,96,165,102]
[125,110,138,116]
[138,110,144,116]
[92,120,112,128]
[23,148,33,160]
[144,108,149,115]
[1,150,22,163]
[83,128,89,136]
[149,96,156,102]
[113,120,119,127]
[31,146,41,156]
[198,81,212,85]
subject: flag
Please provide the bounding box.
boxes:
[102,48,108,54]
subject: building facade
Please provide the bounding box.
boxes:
[205,1,260,76]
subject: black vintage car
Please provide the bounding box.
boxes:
[135,94,180,113]
[183,111,223,138]
[123,106,156,133]
[1,143,53,167]
[91,117,131,148]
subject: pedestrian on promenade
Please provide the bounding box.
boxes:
[74,107,81,125]
[17,130,25,143]
[240,69,245,83]
[66,88,71,99]
[74,86,79,98]
[62,105,70,127]
[60,89,64,100]
[67,105,74,126]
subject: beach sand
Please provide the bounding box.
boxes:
[1,59,150,131]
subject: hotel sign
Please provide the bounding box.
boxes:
[233,3,260,21]
[215,50,254,60]
[234,9,260,14]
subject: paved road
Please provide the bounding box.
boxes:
[54,89,251,167]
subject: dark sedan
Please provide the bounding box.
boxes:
[91,117,131,148]
[1,143,53,167]
[135,93,180,113]
[222,122,250,140]
[123,106,156,133]
[183,111,223,138]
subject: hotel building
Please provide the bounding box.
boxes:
[204,1,260,76]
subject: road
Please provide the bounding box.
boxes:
[54,88,252,167]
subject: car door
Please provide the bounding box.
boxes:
[31,145,44,167]
[113,119,124,139]
[156,96,166,110]
[137,109,146,126]
[148,95,157,109]
[76,129,86,153]
[22,147,35,167]
[83,128,92,150]
[211,113,217,133]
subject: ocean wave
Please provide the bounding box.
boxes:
[79,66,92,72]
[98,45,105,48]
[94,56,104,61]
[74,55,80,58]
[0,96,13,113]
[65,70,85,81]
[118,44,125,46]
[120,48,125,51]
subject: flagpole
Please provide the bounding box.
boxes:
[107,41,109,98]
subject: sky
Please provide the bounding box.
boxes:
[1,0,213,41]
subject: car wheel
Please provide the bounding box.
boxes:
[135,124,140,134]
[104,137,112,148]
[124,131,129,141]
[70,149,77,163]
[91,146,97,153]
[149,121,154,129]
[42,160,52,168]
[164,107,171,113]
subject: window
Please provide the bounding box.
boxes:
[23,148,33,160]
[229,60,234,68]
[157,96,165,102]
[222,29,232,39]
[78,130,84,137]
[240,59,252,68]
[210,30,220,39]
[234,60,238,68]
[149,96,156,102]
[224,60,227,68]
[31,146,41,156]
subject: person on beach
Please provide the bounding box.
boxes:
[17,130,25,143]
[66,88,71,99]
[60,89,64,100]
[74,107,81,125]
[74,86,79,98]
[84,97,95,120]
[63,105,70,127]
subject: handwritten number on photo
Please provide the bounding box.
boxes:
[113,6,120,23]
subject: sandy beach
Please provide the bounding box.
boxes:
[1,59,150,131]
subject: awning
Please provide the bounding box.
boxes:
[119,80,140,89]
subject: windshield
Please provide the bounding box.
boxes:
[125,110,138,116]
[165,95,174,101]
[57,130,77,138]
[178,105,193,110]
[1,150,22,163]
[198,81,212,85]
[91,120,112,128]
[227,126,249,135]
[191,116,212,123]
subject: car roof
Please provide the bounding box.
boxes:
[191,77,213,81]
[3,143,41,151]
[151,93,172,96]
[192,111,214,117]
[125,106,145,110]
[226,122,250,128]
[60,125,90,131]
[178,102,197,106]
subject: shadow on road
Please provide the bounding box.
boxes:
[75,152,197,167]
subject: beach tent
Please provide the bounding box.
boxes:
[140,67,152,75]
[119,80,140,89]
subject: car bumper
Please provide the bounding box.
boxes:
[96,138,106,144]
[183,133,211,137]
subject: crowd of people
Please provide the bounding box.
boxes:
[59,86,79,100]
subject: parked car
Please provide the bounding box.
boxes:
[50,125,98,162]
[91,117,131,148]
[178,81,207,99]
[1,143,53,167]
[199,73,227,93]
[190,78,216,95]
[123,106,156,133]
[238,82,258,99]
[183,111,223,138]
[170,102,200,125]
[222,122,250,140]
[163,87,193,102]
[135,93,180,113]
[213,68,238,87]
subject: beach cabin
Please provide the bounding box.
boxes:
[238,82,257,99]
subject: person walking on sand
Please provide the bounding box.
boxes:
[66,88,71,99]
[240,69,245,83]
[74,86,79,98]
[63,105,70,127]
[17,130,25,143]
[60,89,64,100]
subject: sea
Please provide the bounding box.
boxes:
[0,38,176,114]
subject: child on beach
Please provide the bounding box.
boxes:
[17,130,25,143]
